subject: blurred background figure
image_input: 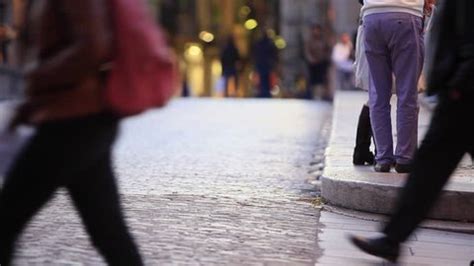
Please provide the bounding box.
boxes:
[253,31,278,98]
[0,0,23,64]
[220,36,241,97]
[0,0,24,102]
[331,32,354,91]
[0,0,11,63]
[304,24,331,100]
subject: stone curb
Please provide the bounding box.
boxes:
[321,91,474,224]
[321,174,474,222]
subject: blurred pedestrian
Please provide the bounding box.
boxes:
[363,0,425,173]
[0,0,21,63]
[0,1,143,265]
[304,24,331,100]
[220,36,241,97]
[350,0,474,262]
[253,31,278,98]
[332,33,354,92]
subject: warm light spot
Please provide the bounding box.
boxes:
[244,19,258,30]
[184,43,203,62]
[199,31,215,43]
[240,6,251,17]
[274,36,287,49]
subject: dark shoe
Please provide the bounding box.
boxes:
[353,148,375,165]
[349,235,400,263]
[395,163,412,173]
[374,163,391,173]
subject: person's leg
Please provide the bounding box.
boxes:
[306,64,316,99]
[320,61,332,101]
[384,95,472,243]
[336,69,347,91]
[0,126,65,265]
[343,71,354,91]
[61,114,143,265]
[364,14,395,165]
[391,14,424,165]
[259,70,271,98]
[67,154,143,265]
[350,92,474,262]
[224,76,230,97]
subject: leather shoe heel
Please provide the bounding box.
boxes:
[374,163,391,173]
[395,163,411,173]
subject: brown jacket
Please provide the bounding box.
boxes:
[16,0,113,125]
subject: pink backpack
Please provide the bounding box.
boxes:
[105,0,177,117]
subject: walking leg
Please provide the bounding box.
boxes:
[384,97,471,242]
[67,154,143,266]
[0,130,62,265]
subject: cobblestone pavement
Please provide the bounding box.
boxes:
[11,99,333,265]
[4,98,474,265]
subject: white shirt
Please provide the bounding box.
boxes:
[332,42,354,72]
[362,0,424,18]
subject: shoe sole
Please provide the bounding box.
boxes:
[350,237,398,263]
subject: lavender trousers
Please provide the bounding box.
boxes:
[364,13,424,165]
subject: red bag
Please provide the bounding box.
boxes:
[105,0,177,116]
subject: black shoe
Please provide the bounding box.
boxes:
[353,149,375,166]
[349,235,400,263]
[374,163,391,173]
[395,163,411,173]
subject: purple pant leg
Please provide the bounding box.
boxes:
[364,13,423,165]
[391,15,424,164]
[364,14,395,164]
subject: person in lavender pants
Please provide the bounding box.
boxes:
[362,0,425,173]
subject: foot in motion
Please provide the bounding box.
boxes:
[349,235,400,263]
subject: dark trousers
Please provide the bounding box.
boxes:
[0,113,143,265]
[384,92,474,243]
[306,62,329,99]
[258,70,272,98]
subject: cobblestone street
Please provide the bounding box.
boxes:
[4,98,474,265]
[12,99,333,265]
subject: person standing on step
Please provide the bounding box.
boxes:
[363,0,425,173]
[350,0,474,262]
